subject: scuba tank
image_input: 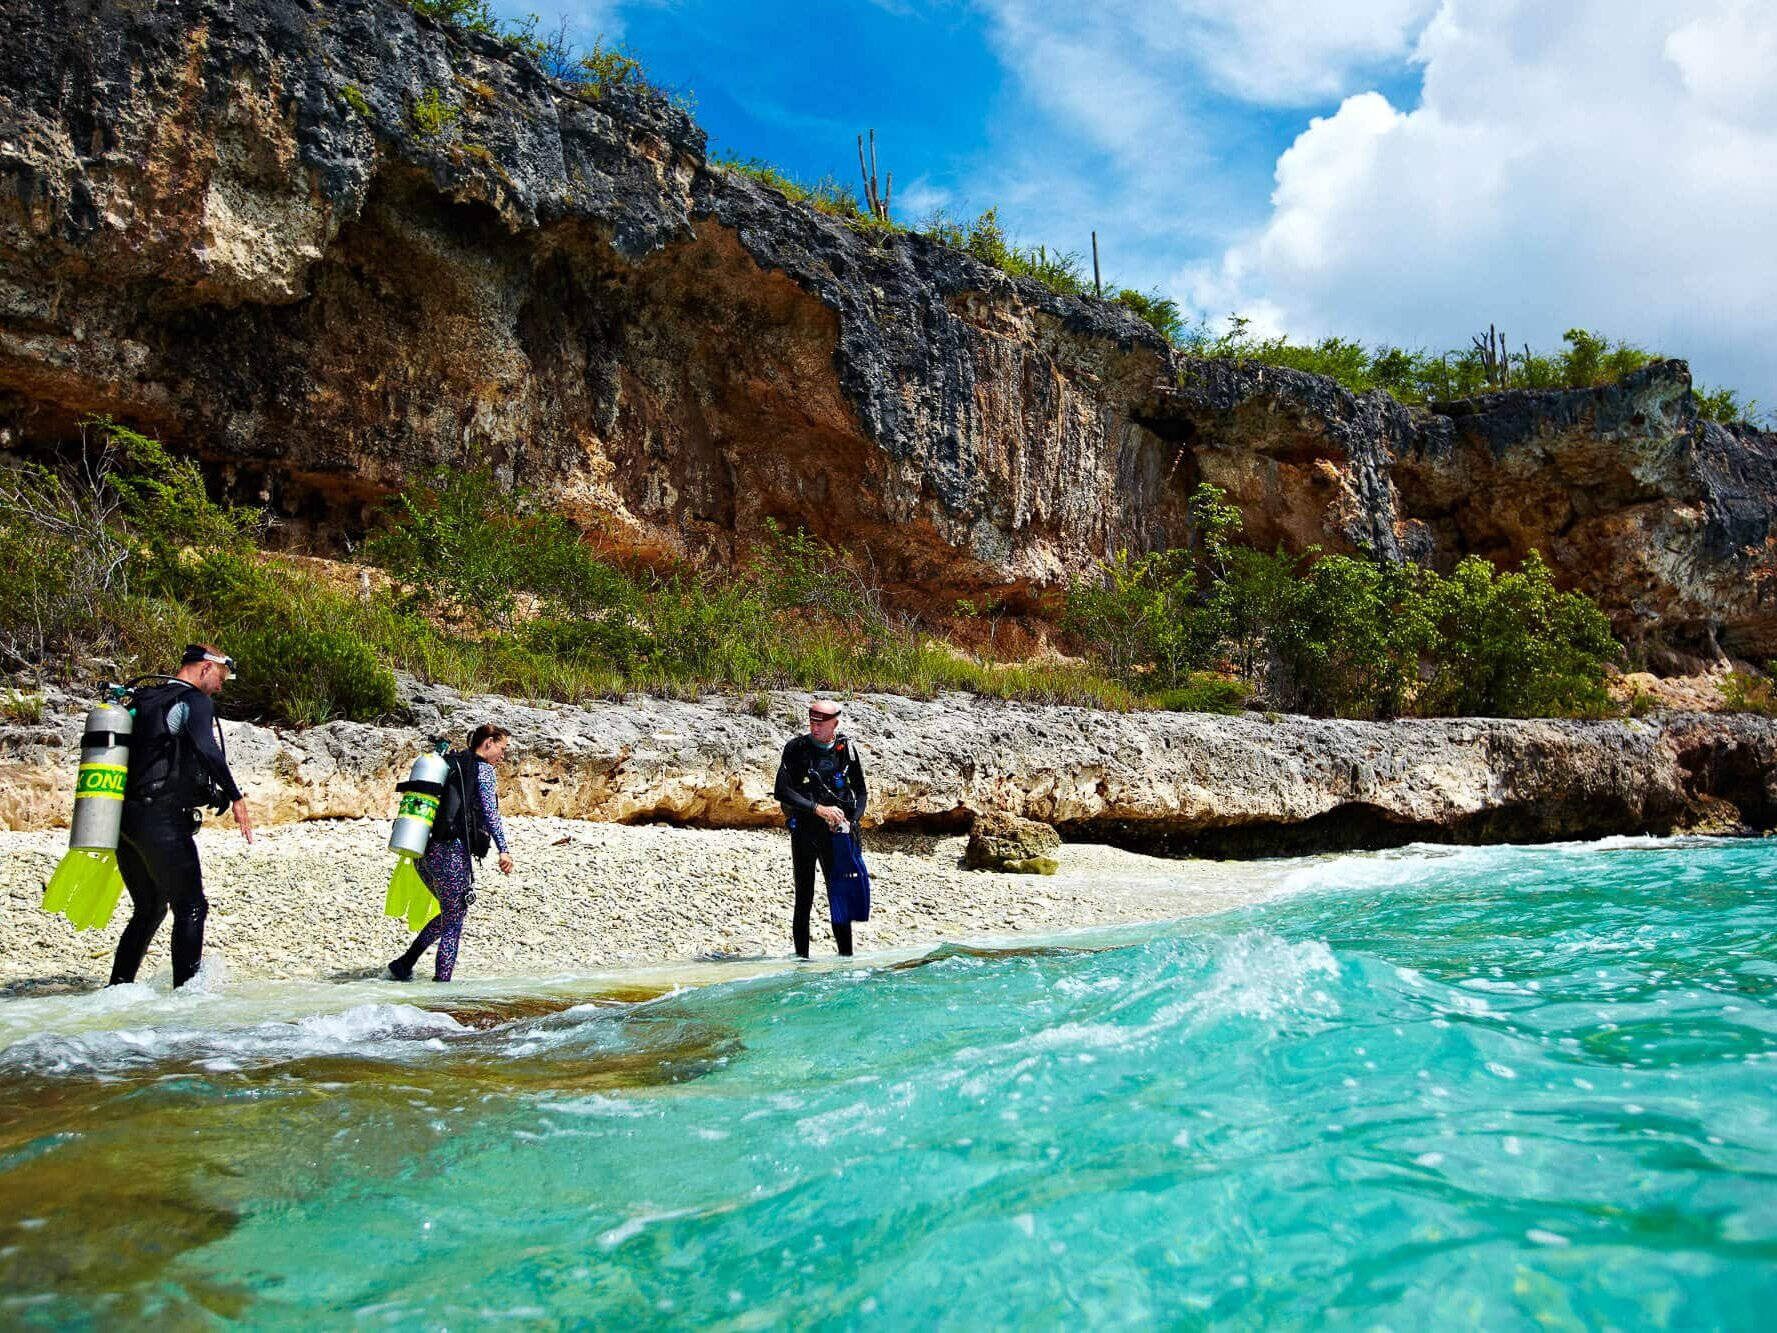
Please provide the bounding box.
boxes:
[40,694,134,930]
[383,747,448,931]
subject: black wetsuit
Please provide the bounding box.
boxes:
[775,733,868,958]
[110,681,242,987]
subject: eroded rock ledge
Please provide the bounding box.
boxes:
[4,681,1773,857]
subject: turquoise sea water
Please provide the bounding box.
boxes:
[2,837,1775,1327]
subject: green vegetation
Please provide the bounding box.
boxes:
[1720,666,1777,717]
[1181,318,1658,403]
[338,84,372,119]
[716,155,868,221]
[402,0,500,33]
[0,419,395,727]
[0,689,45,724]
[1065,484,1619,719]
[0,432,1639,724]
[0,435,1138,719]
[410,87,459,138]
[1694,385,1765,428]
[363,469,1140,708]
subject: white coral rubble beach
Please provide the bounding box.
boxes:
[1,817,1290,990]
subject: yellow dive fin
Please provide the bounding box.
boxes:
[42,848,127,931]
[385,856,441,932]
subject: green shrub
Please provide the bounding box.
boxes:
[411,87,459,138]
[1111,288,1184,342]
[154,551,397,726]
[717,155,865,219]
[339,84,372,119]
[1266,554,1439,719]
[1421,551,1617,717]
[0,689,45,724]
[1150,674,1250,714]
[402,0,499,32]
[1719,667,1777,717]
[1063,548,1222,690]
[224,620,399,727]
[0,417,253,673]
[367,468,529,627]
[1696,385,1767,428]
[1178,321,1676,410]
[920,207,1089,297]
[748,519,875,621]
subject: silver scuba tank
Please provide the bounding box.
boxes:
[68,703,133,851]
[389,751,450,857]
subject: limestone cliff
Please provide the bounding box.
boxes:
[2,0,1774,658]
[5,683,1776,853]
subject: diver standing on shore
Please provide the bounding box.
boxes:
[389,724,514,982]
[109,644,253,988]
[775,698,868,959]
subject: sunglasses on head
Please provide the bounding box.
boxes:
[808,711,839,722]
[204,653,238,674]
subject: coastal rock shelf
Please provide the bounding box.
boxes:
[5,681,1774,855]
[1,0,1773,659]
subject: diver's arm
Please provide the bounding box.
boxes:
[478,763,513,873]
[182,692,252,842]
[477,764,510,853]
[182,692,244,802]
[847,745,868,823]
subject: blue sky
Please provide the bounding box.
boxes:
[493,1,1777,411]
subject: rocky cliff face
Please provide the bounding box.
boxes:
[2,0,1773,655]
[5,682,1776,854]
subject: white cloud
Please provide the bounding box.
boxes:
[893,177,955,222]
[961,0,1443,298]
[1177,0,1777,404]
[985,0,1437,119]
[1128,0,1441,104]
[1665,0,1777,129]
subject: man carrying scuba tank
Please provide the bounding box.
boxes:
[774,698,869,959]
[111,643,253,988]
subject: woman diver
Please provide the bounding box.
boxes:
[388,723,515,982]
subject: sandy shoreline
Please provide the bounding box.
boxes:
[0,817,1299,993]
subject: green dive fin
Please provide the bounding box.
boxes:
[385,856,441,932]
[42,848,126,930]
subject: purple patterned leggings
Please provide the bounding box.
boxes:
[395,841,475,982]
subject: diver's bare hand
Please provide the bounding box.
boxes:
[232,799,254,845]
[498,852,514,875]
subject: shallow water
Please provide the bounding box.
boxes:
[2,838,1773,1327]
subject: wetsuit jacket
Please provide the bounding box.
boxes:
[124,681,243,813]
[775,732,868,829]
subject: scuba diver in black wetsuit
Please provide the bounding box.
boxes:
[774,698,868,959]
[110,644,254,987]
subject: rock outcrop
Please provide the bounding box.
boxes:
[964,811,1062,874]
[2,0,1773,654]
[5,682,1775,856]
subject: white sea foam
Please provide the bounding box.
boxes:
[0,1002,463,1077]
